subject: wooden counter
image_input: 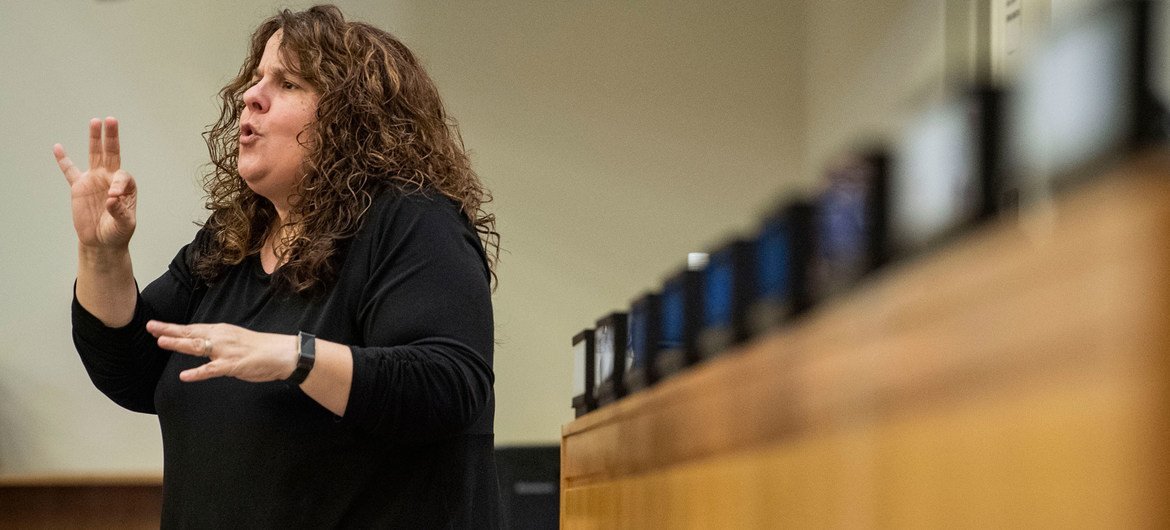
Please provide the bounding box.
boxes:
[561,153,1170,528]
[0,474,162,529]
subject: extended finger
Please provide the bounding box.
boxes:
[103,117,120,170]
[146,320,209,339]
[180,360,227,382]
[53,144,82,185]
[88,118,102,170]
[156,335,214,357]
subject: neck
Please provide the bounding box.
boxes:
[261,217,298,274]
[267,216,298,249]
[272,198,291,226]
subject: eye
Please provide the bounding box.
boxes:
[281,81,299,90]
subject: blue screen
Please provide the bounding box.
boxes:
[822,183,866,262]
[703,249,733,328]
[627,307,647,368]
[755,219,792,300]
[818,173,869,286]
[660,280,684,350]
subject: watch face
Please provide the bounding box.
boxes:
[594,322,614,391]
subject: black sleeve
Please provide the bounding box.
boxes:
[341,194,495,443]
[71,229,209,414]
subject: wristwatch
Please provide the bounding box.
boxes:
[286,331,316,385]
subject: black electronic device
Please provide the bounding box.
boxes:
[495,445,559,530]
[891,87,1002,258]
[747,199,815,334]
[593,312,628,406]
[1005,0,1165,207]
[811,150,890,301]
[623,292,661,393]
[697,239,755,359]
[570,329,595,418]
[654,264,704,379]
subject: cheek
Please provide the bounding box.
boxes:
[296,113,317,150]
[293,129,314,154]
[300,97,319,132]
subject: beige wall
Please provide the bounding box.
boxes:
[800,0,949,184]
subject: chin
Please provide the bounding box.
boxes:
[237,170,262,191]
[237,163,260,183]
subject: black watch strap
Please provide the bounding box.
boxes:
[287,331,316,385]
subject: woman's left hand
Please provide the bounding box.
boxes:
[146,320,297,383]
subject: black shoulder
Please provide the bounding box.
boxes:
[183,224,216,269]
[366,188,460,219]
[364,189,473,238]
[360,189,489,277]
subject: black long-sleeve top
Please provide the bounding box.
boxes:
[72,190,499,528]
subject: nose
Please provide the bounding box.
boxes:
[242,81,268,113]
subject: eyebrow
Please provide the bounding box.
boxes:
[251,66,289,79]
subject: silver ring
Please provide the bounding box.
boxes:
[201,338,213,356]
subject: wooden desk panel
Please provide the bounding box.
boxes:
[0,475,163,529]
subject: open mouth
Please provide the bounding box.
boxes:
[240,123,259,143]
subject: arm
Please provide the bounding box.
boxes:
[55,117,138,327]
[73,232,210,413]
[61,117,187,413]
[345,197,495,440]
[144,320,354,417]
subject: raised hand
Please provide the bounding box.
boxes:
[54,117,137,249]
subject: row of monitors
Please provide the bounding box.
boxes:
[572,0,1168,416]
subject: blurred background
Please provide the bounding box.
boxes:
[0,0,1147,477]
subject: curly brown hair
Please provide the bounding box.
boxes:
[199,4,498,293]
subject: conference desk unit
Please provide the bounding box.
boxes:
[560,153,1170,528]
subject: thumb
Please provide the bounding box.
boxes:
[108,169,137,198]
[106,169,138,223]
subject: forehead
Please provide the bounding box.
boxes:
[257,30,287,72]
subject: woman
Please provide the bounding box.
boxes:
[54,5,499,528]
